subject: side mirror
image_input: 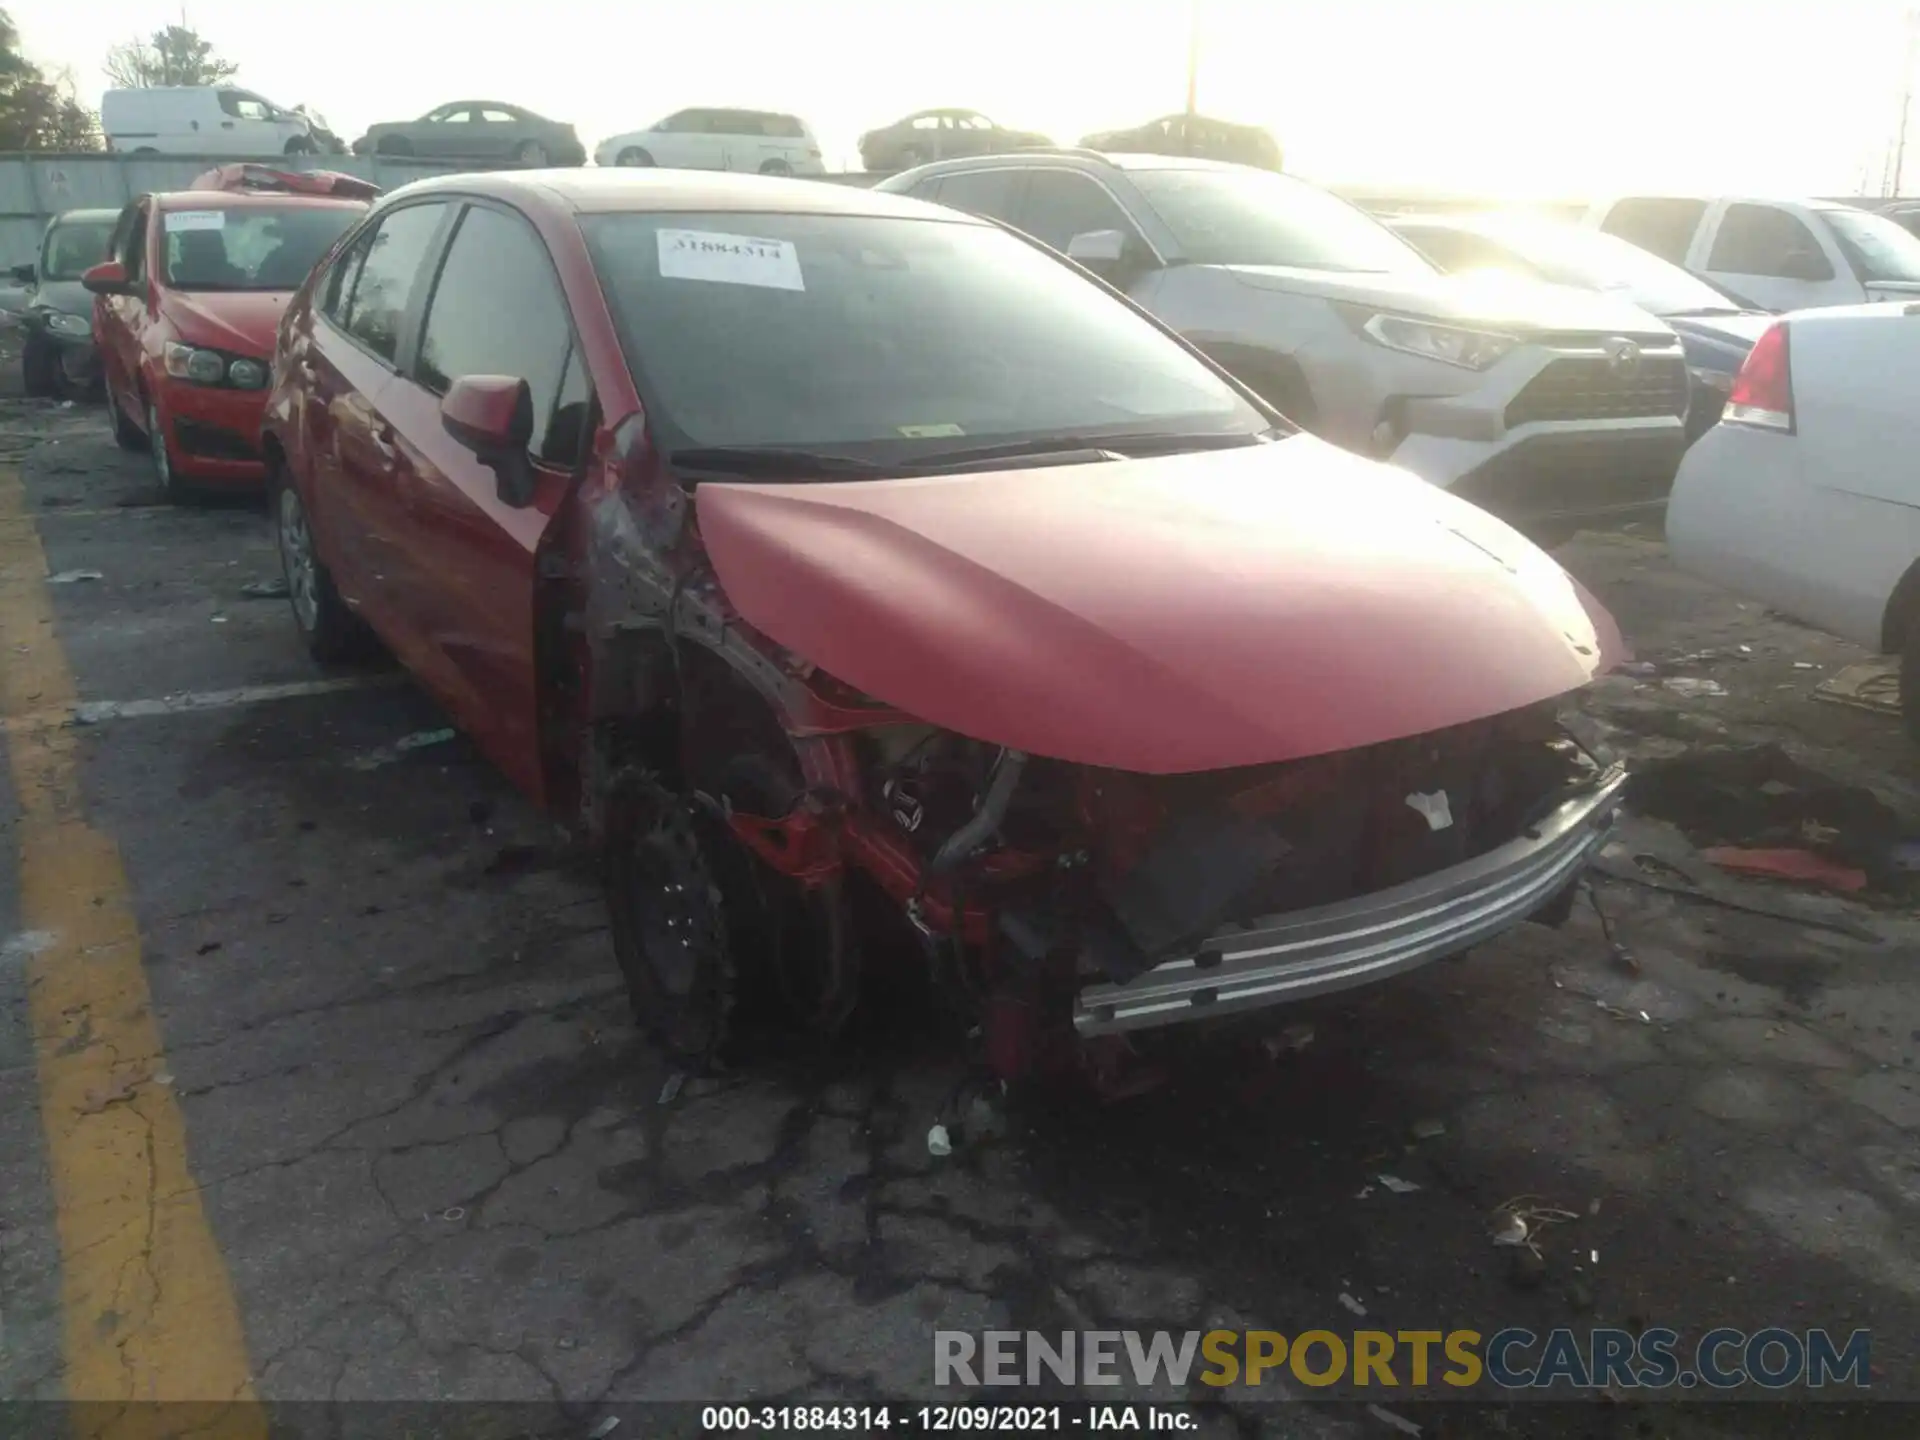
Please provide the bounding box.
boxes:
[81,260,131,296]
[9,262,34,285]
[441,375,538,508]
[1066,228,1127,266]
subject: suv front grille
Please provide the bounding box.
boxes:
[1505,352,1689,428]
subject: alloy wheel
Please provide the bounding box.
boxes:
[277,485,320,633]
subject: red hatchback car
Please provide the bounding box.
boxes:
[263,170,1628,1076]
[83,171,371,501]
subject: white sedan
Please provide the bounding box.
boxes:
[1665,302,1920,735]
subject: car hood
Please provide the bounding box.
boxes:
[164,290,290,356]
[1664,311,1771,354]
[695,438,1623,774]
[1222,265,1674,339]
[29,279,91,317]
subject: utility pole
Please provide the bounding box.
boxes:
[1185,0,1201,115]
[1892,5,1919,196]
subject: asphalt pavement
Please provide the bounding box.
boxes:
[2,386,1919,1439]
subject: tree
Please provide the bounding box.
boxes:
[104,23,238,89]
[0,10,103,151]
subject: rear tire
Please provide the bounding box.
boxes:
[284,135,316,155]
[272,471,364,663]
[616,147,654,167]
[21,335,59,398]
[758,158,793,176]
[1901,625,1920,747]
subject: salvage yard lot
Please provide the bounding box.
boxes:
[3,388,1920,1437]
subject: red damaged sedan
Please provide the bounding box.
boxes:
[83,168,372,501]
[262,170,1628,1076]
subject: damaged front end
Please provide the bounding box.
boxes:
[821,702,1624,1045]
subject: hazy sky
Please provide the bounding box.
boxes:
[13,0,1918,196]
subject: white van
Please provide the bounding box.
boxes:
[593,108,824,174]
[101,87,318,157]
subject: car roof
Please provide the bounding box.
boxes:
[900,150,1256,177]
[151,190,369,212]
[386,168,979,221]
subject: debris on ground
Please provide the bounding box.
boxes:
[45,569,102,584]
[1365,1404,1423,1438]
[589,1418,620,1439]
[346,727,458,771]
[239,577,290,599]
[1338,1291,1367,1316]
[1661,676,1725,698]
[1565,1278,1596,1312]
[1701,846,1868,893]
[1260,1020,1316,1058]
[1410,1117,1446,1141]
[658,1072,685,1106]
[926,1123,953,1158]
[1377,1174,1422,1194]
[1813,659,1901,717]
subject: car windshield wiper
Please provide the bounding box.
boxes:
[666,446,892,480]
[909,429,1274,471]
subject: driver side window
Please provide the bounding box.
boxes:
[1016,172,1140,254]
[114,201,150,282]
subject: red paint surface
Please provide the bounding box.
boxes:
[698,439,1623,774]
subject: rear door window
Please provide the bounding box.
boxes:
[414,203,574,459]
[1598,197,1708,263]
[338,203,448,363]
[929,169,1027,224]
[1706,203,1834,279]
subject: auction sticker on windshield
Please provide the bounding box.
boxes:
[657,229,804,291]
[164,210,226,232]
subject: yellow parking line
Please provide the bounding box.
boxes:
[0,465,263,1437]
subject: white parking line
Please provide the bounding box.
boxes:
[0,673,406,734]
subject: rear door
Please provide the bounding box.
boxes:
[1694,201,1862,312]
[414,106,473,159]
[472,107,525,160]
[304,200,455,655]
[1595,196,1708,266]
[378,200,589,802]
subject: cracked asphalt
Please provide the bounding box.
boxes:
[3,384,1920,1439]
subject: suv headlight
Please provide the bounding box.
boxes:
[164,341,268,389]
[40,309,91,337]
[1357,313,1517,371]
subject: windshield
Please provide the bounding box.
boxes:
[162,204,362,291]
[582,211,1271,457]
[42,219,115,281]
[1469,220,1740,312]
[1127,168,1433,273]
[1819,208,1920,284]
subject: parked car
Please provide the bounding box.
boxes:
[102,86,321,156]
[1081,113,1281,170]
[858,110,1050,173]
[1668,307,1920,736]
[881,153,1689,543]
[353,102,586,166]
[11,208,117,398]
[594,108,824,174]
[81,167,372,501]
[1390,213,1771,441]
[1583,195,1920,312]
[259,167,1626,1075]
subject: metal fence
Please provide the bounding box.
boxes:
[0,151,476,266]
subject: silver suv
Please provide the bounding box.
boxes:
[879,152,1689,542]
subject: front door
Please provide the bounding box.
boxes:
[1694,201,1862,312]
[373,200,588,803]
[303,201,455,667]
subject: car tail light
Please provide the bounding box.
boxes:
[1723,320,1793,432]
